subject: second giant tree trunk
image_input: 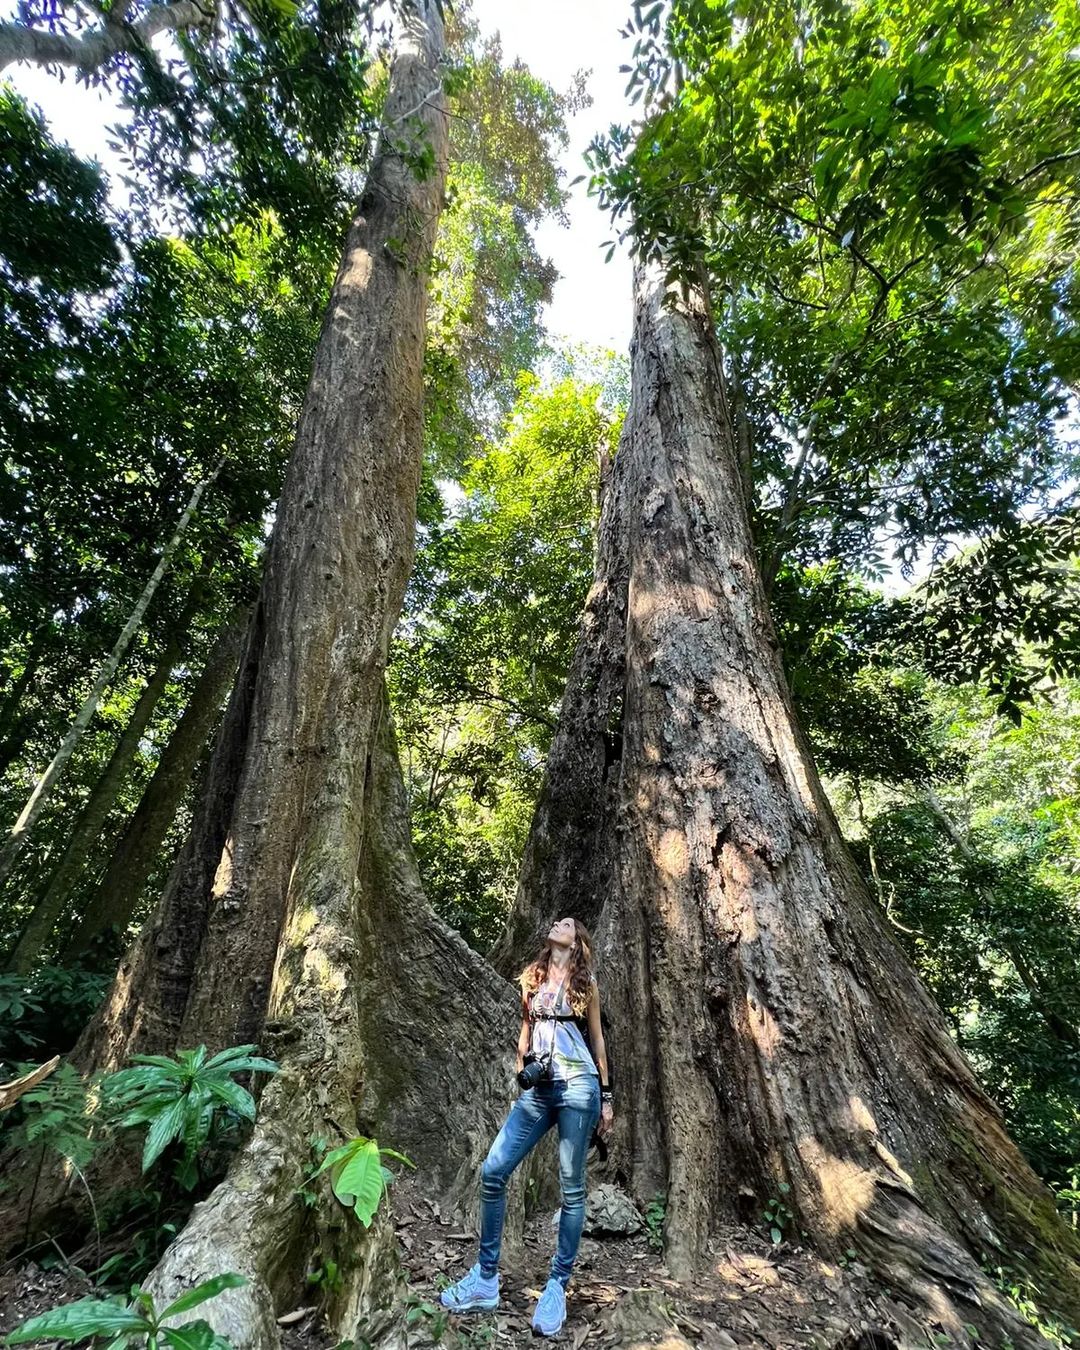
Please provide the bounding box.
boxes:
[496,265,1080,1348]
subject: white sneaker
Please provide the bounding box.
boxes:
[439,1263,500,1312]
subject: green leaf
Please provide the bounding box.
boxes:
[128,1055,185,1072]
[377,1147,415,1170]
[202,1045,259,1069]
[160,1322,231,1350]
[769,1226,782,1244]
[142,1093,189,1171]
[209,1058,277,1077]
[5,1299,149,1344]
[924,216,952,246]
[310,1139,363,1179]
[204,1078,255,1121]
[160,1274,248,1320]
[332,1138,384,1225]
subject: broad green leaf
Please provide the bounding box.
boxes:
[142,1093,190,1171]
[310,1138,368,1179]
[209,1058,278,1076]
[202,1045,259,1070]
[378,1147,416,1170]
[127,1055,185,1071]
[5,1299,149,1343]
[204,1078,255,1120]
[332,1138,384,1225]
[159,1322,232,1350]
[161,1273,248,1320]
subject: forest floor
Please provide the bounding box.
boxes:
[376,1176,900,1350]
[0,1178,904,1350]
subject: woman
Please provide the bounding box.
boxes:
[440,916,614,1336]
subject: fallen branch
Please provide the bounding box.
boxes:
[0,1055,59,1111]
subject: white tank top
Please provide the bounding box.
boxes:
[528,974,598,1082]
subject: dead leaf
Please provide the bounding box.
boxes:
[276,1307,314,1326]
[498,1317,529,1332]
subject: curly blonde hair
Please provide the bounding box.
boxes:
[518,919,596,1018]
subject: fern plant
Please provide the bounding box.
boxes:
[105,1044,278,1190]
[3,1272,246,1350]
[3,1063,102,1172]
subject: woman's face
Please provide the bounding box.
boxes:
[547,916,576,949]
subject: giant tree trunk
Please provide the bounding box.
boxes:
[0,4,522,1341]
[74,0,450,1074]
[62,606,249,965]
[496,265,1080,1348]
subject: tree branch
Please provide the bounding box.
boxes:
[762,346,846,594]
[0,0,215,77]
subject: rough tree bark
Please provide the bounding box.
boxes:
[496,265,1080,1348]
[136,704,522,1350]
[0,4,522,1342]
[62,606,249,965]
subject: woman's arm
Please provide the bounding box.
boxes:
[586,982,610,1085]
[587,981,615,1138]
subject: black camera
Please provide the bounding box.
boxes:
[516,1051,551,1090]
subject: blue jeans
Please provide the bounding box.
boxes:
[478,1075,601,1288]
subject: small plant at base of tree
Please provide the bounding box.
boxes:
[304,1136,415,1227]
[644,1194,666,1252]
[306,1261,342,1295]
[3,1063,107,1252]
[404,1294,450,1343]
[104,1044,278,1191]
[3,1272,247,1350]
[3,1062,102,1175]
[92,1218,179,1290]
[763,1182,794,1246]
[983,1261,1078,1349]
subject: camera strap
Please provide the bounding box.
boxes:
[529,970,571,1022]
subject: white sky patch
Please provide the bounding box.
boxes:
[466,0,635,354]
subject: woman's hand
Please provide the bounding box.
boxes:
[598,1100,614,1140]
